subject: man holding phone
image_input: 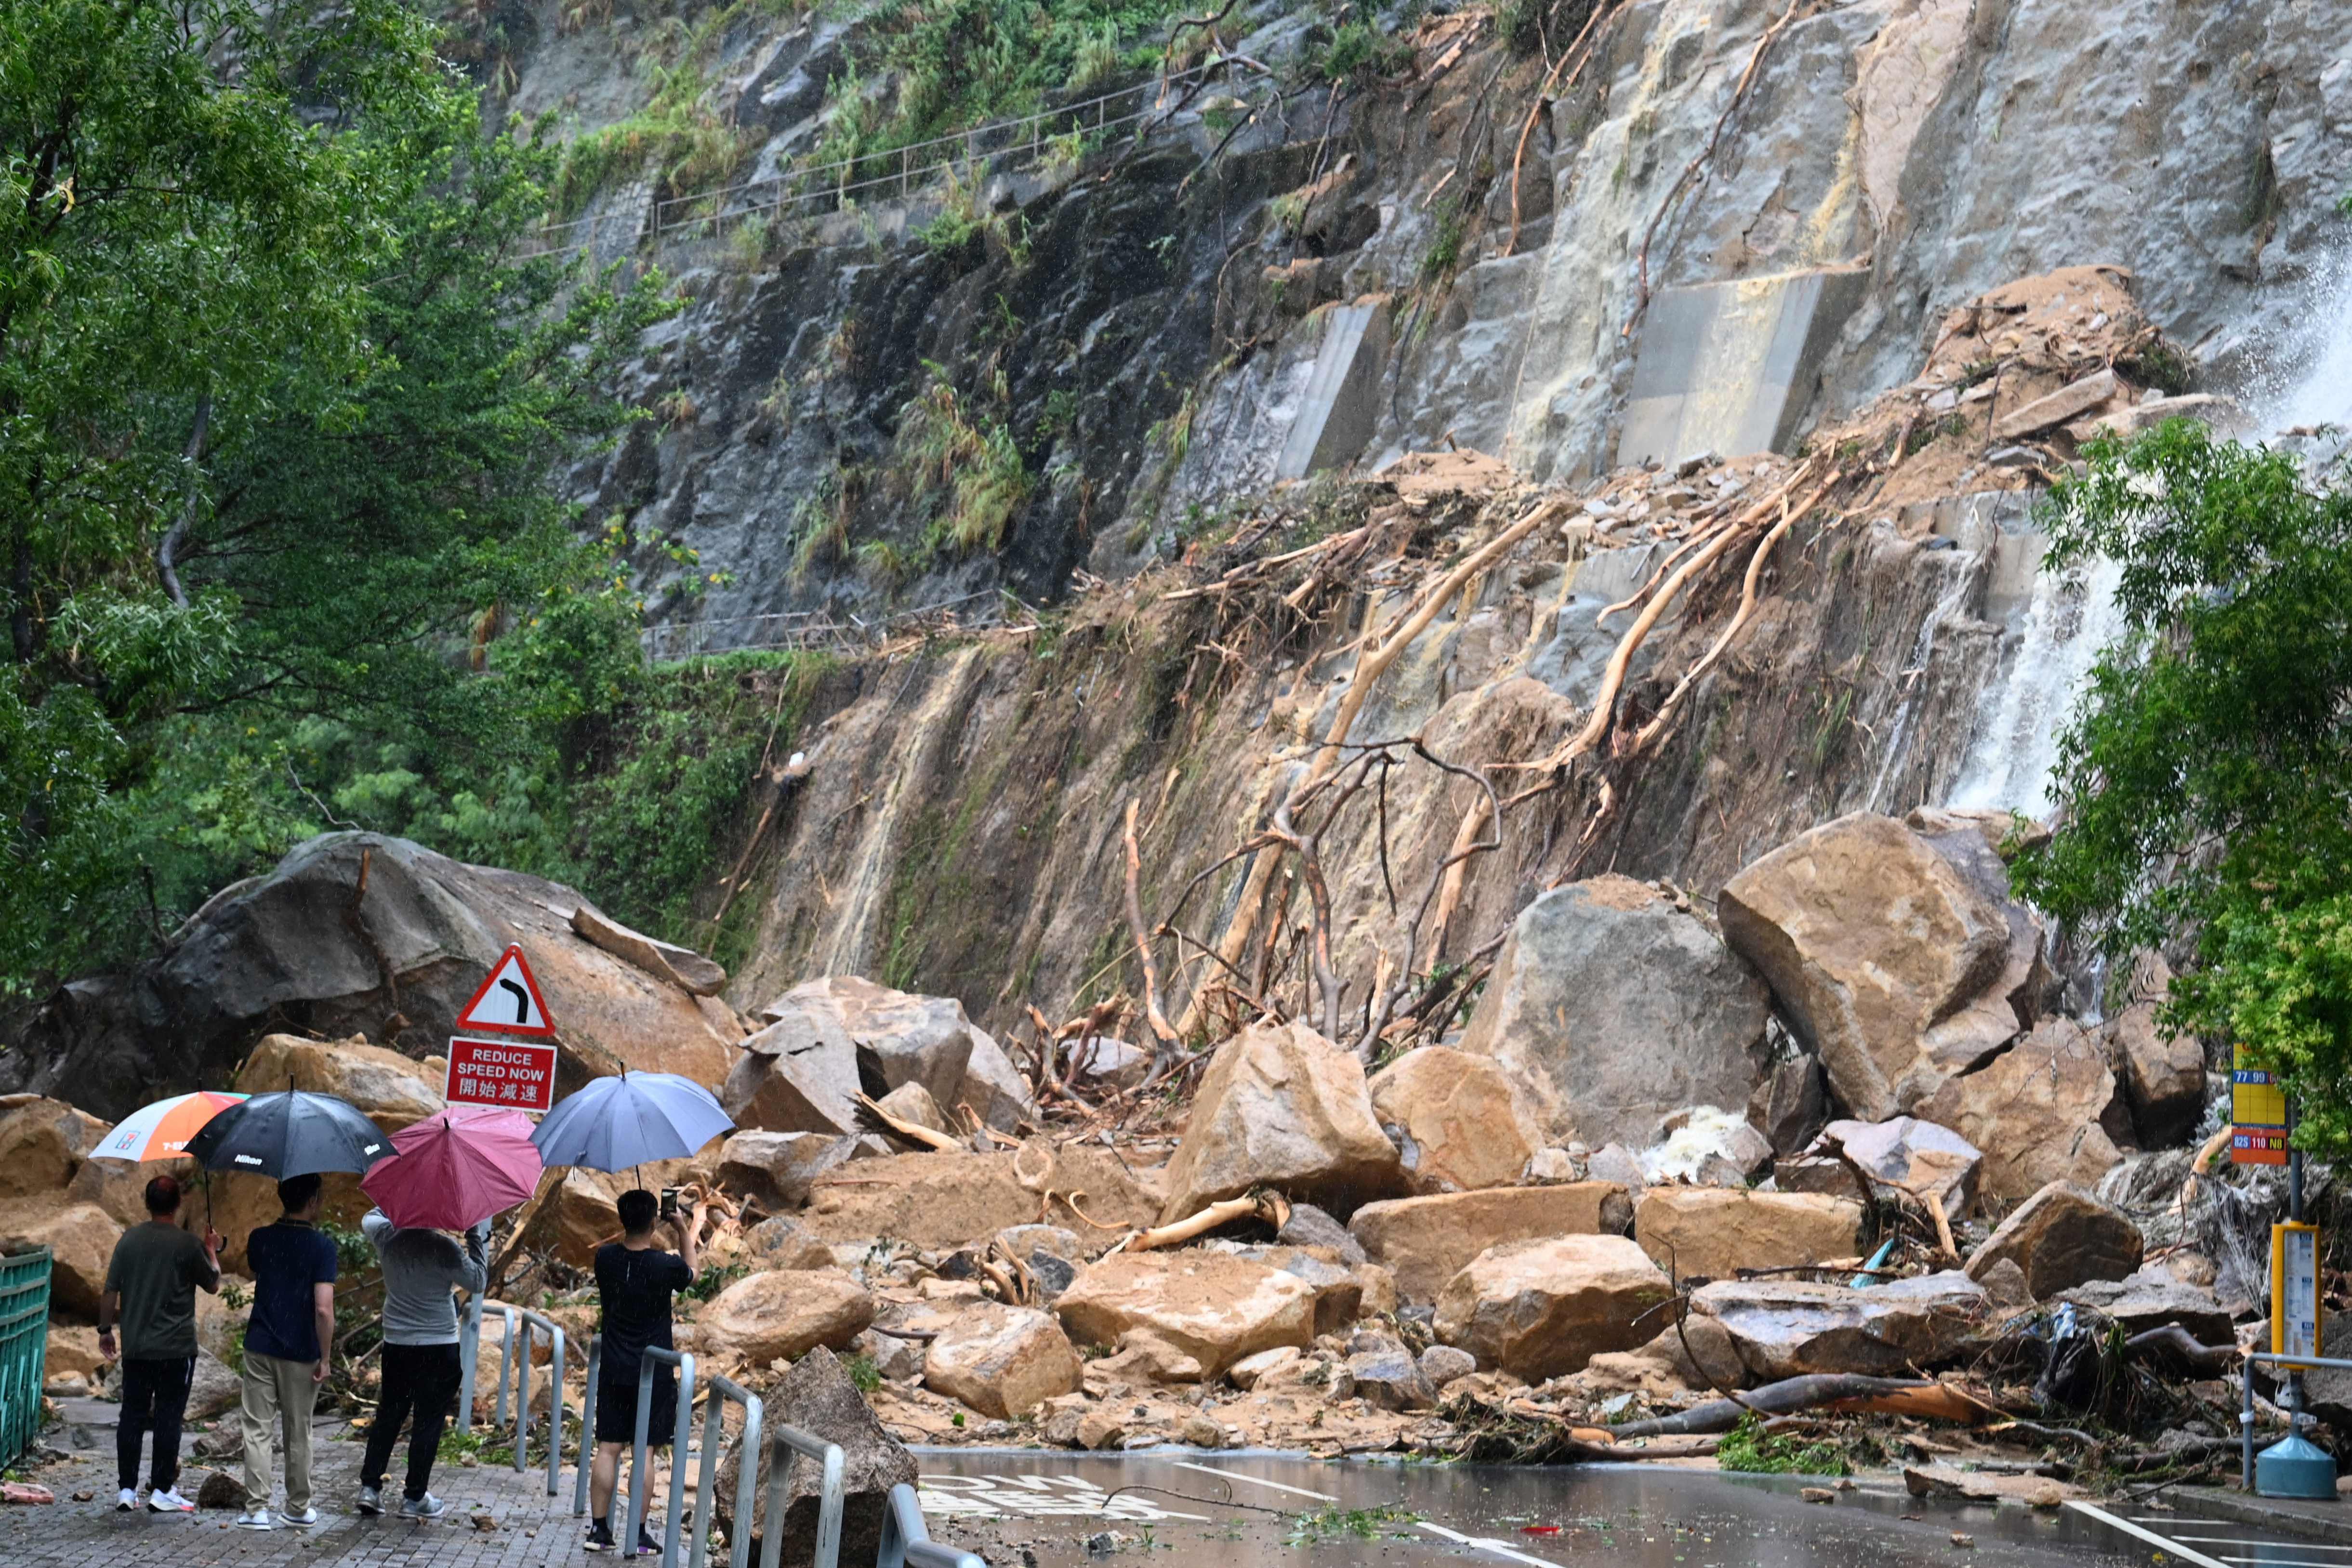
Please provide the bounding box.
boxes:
[584,1187,702,1554]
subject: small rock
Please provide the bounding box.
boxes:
[0,1482,54,1505]
[1077,1410,1128,1450]
[1277,1202,1367,1266]
[1086,1531,1121,1555]
[1227,1346,1301,1390]
[195,1470,243,1509]
[1951,1534,1975,1548]
[1179,1413,1223,1448]
[1419,1345,1477,1385]
[1800,1488,1836,1505]
[70,1490,93,1502]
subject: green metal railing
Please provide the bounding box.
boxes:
[0,1247,52,1468]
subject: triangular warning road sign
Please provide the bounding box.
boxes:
[456,945,556,1036]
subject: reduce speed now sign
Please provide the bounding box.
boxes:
[445,1035,559,1114]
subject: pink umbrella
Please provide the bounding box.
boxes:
[360,1106,542,1231]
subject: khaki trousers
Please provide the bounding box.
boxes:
[239,1351,317,1512]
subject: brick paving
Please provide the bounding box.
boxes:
[15,1413,630,1568]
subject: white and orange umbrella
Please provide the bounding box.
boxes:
[92,1091,250,1163]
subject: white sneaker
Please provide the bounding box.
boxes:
[146,1488,195,1513]
[282,1506,319,1526]
[236,1508,275,1530]
[116,1489,138,1511]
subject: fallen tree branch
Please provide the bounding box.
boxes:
[1504,0,1617,255]
[1611,1374,1935,1438]
[1121,1191,1291,1252]
[855,1092,965,1152]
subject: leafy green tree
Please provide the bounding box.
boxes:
[1,0,674,994]
[2010,422,2352,1152]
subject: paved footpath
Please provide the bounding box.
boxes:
[16,1414,613,1568]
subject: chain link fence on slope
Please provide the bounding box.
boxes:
[527,58,1267,260]
[641,588,1036,659]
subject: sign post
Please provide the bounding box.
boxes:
[2236,1050,2339,1498]
[446,945,560,1114]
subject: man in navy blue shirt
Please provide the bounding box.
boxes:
[237,1174,339,1530]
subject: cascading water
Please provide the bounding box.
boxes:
[2257,241,2352,433]
[1949,553,2127,823]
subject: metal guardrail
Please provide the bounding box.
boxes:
[454,1296,569,1497]
[759,1422,846,1568]
[632,1345,701,1566]
[878,1482,986,1568]
[0,1247,51,1469]
[2242,1350,2352,1488]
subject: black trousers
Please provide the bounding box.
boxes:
[361,1341,461,1501]
[118,1356,195,1494]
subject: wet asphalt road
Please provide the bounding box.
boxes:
[915,1450,2156,1568]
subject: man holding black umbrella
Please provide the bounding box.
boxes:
[357,1207,489,1519]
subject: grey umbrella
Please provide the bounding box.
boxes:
[529,1071,732,1172]
[185,1088,391,1178]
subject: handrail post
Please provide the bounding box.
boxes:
[547,1327,567,1497]
[2245,1351,2259,1490]
[880,1483,985,1568]
[456,1291,482,1432]
[758,1423,846,1568]
[495,1305,518,1429]
[575,1336,601,1517]
[729,1397,763,1568]
[664,1351,697,1568]
[629,1357,656,1555]
[514,1316,533,1474]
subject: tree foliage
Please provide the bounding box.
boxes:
[2009,422,2352,1152]
[0,0,754,998]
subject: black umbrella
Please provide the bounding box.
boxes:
[185,1088,392,1178]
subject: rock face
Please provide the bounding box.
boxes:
[1054,1251,1318,1380]
[1923,1018,2130,1201]
[1365,1047,1541,1194]
[1349,1184,1634,1304]
[1633,1188,1867,1281]
[1693,1272,1992,1380]
[1157,1021,1404,1222]
[0,833,740,1117]
[1434,1234,1673,1380]
[727,1346,916,1568]
[800,1146,1161,1247]
[1459,876,1771,1147]
[0,1097,109,1199]
[1718,814,2035,1121]
[922,1303,1082,1418]
[1964,1182,2143,1300]
[699,1270,875,1366]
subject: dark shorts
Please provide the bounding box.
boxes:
[595,1361,677,1445]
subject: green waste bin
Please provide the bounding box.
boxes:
[0,1246,52,1469]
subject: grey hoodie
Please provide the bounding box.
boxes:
[361,1210,489,1346]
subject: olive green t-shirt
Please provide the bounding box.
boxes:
[103,1221,215,1360]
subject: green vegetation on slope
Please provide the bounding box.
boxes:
[2011,422,2352,1155]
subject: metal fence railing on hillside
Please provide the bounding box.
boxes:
[641,589,1019,660]
[0,1247,51,1469]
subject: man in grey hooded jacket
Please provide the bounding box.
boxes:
[356,1210,488,1518]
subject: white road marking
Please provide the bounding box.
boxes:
[2220,1559,2352,1567]
[2067,1501,2233,1568]
[1167,1462,1337,1502]
[2168,1541,2352,1553]
[1415,1520,1566,1568]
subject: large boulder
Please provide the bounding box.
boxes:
[2056,1272,2233,1344]
[569,902,726,995]
[0,1096,109,1198]
[0,1201,122,1316]
[722,1346,916,1568]
[1157,1021,1404,1222]
[1055,1252,1317,1380]
[800,1146,1161,1248]
[1692,1272,1992,1380]
[2104,963,2205,1148]
[740,977,1034,1134]
[922,1303,1082,1418]
[1633,1188,1867,1281]
[700,1270,875,1367]
[1783,1116,1984,1221]
[0,833,739,1118]
[1922,1018,2130,1201]
[722,1015,863,1137]
[718,1131,871,1210]
[511,1169,622,1270]
[235,1034,444,1131]
[1459,876,1771,1146]
[1964,1182,2142,1300]
[1349,1184,1634,1304]
[1718,814,2034,1121]
[1366,1047,1542,1194]
[1433,1234,1673,1380]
